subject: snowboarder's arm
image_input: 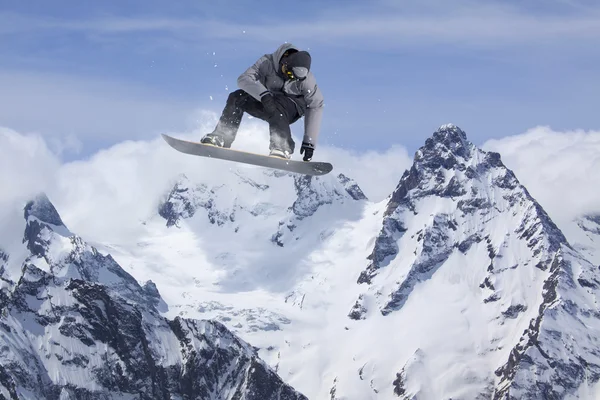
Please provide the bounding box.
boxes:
[302,76,324,147]
[237,56,270,101]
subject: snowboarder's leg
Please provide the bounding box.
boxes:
[203,90,266,147]
[201,90,299,157]
[267,95,299,158]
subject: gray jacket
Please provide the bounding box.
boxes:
[237,43,324,148]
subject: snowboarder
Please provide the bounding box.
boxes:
[200,43,324,161]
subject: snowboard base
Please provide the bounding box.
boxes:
[162,134,333,176]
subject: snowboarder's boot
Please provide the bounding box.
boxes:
[200,133,225,147]
[269,149,291,160]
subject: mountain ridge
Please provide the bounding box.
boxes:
[0,194,307,400]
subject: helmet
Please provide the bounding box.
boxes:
[283,50,311,81]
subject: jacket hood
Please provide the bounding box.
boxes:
[273,43,299,64]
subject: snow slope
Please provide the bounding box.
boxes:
[562,214,600,267]
[99,124,600,399]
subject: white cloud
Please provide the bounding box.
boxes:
[0,127,60,206]
[317,145,412,202]
[483,126,600,225]
[0,127,61,250]
[4,120,600,251]
[0,116,411,244]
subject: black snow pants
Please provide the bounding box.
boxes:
[212,89,300,153]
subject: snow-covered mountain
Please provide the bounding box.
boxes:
[351,124,600,398]
[5,123,600,399]
[0,194,306,399]
[114,124,599,400]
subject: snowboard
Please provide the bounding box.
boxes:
[161,134,333,176]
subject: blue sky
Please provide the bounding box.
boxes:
[1,0,599,160]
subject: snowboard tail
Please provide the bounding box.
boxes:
[161,134,333,176]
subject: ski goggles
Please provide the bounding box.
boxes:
[285,66,308,81]
[285,69,296,80]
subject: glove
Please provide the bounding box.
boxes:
[261,93,277,114]
[300,142,314,161]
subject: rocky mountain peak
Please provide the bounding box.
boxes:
[24,193,65,227]
[432,123,468,145]
[22,193,73,260]
[384,125,477,218]
[415,123,473,168]
[360,123,567,289]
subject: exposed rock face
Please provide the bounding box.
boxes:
[493,250,600,399]
[272,173,367,247]
[291,173,366,220]
[159,174,234,227]
[158,171,368,254]
[0,195,307,400]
